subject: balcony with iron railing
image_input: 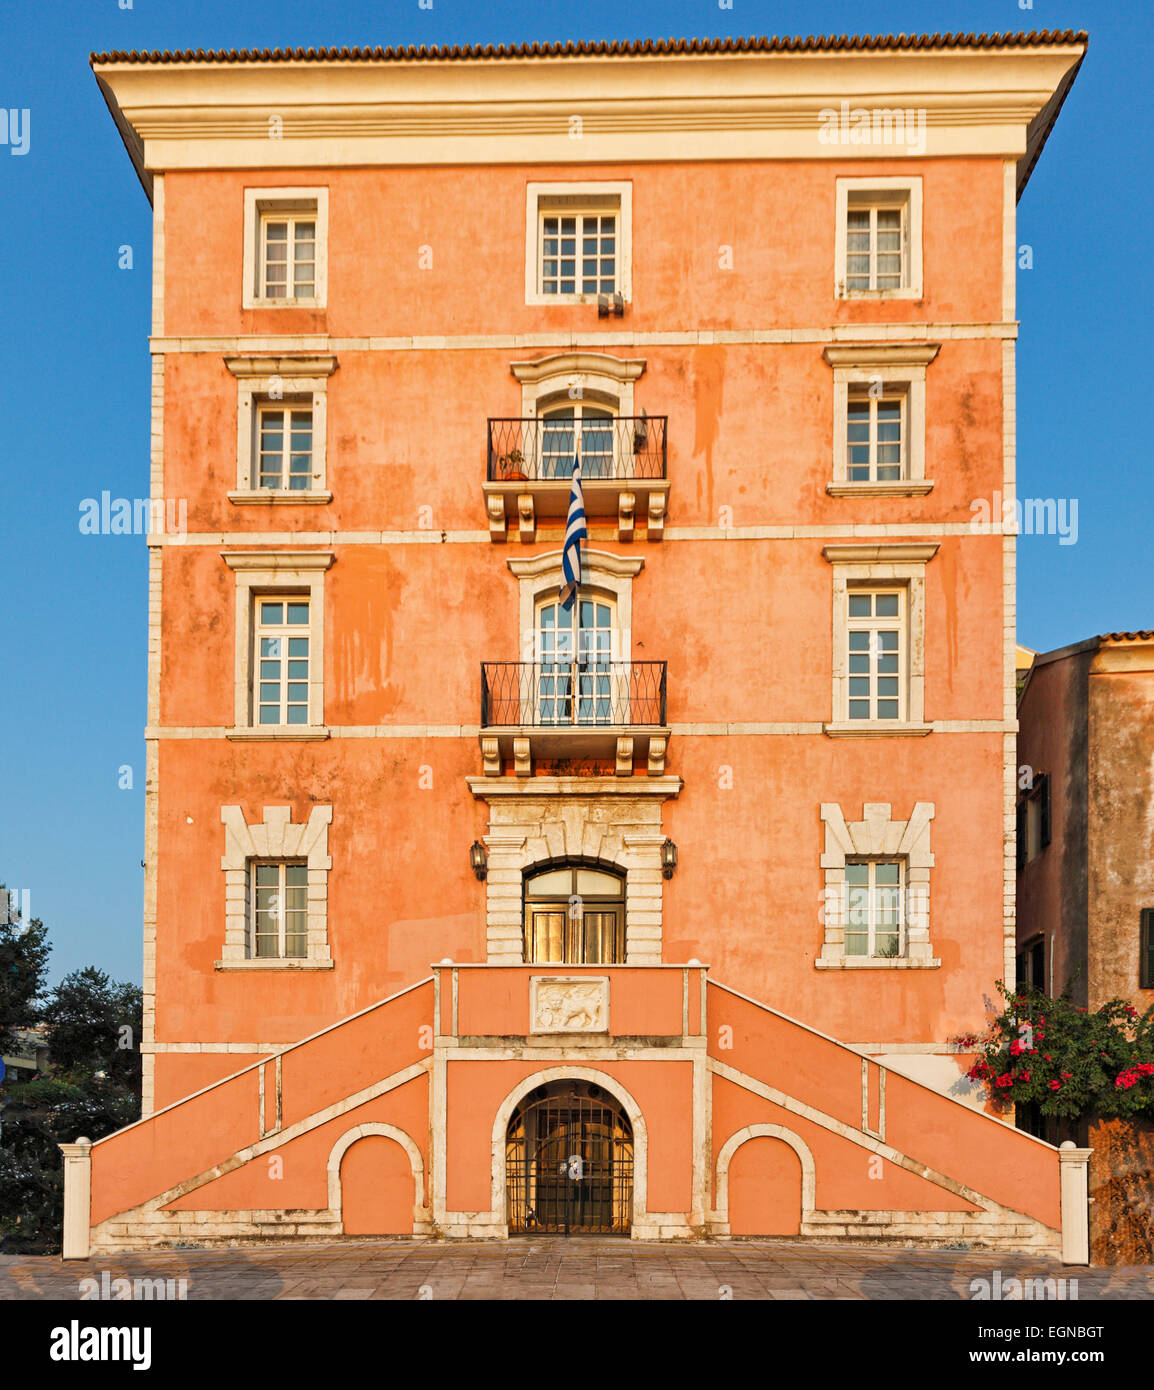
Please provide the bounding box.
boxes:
[479,658,669,776]
[483,415,669,542]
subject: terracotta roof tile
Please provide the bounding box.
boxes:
[89,31,1089,66]
[1099,631,1154,642]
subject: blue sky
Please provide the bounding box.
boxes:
[0,0,1147,987]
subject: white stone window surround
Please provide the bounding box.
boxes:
[217,804,334,970]
[242,187,329,310]
[817,801,939,969]
[510,350,646,419]
[466,775,682,965]
[822,344,939,498]
[834,176,923,301]
[222,551,333,741]
[822,543,938,738]
[225,355,336,505]
[525,182,633,306]
[508,548,643,664]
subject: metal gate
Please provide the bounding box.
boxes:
[506,1083,634,1235]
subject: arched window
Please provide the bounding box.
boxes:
[534,591,617,726]
[540,403,616,479]
[523,863,625,964]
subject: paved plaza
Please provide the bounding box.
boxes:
[3,1239,1152,1301]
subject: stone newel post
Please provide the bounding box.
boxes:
[1059,1140,1092,1266]
[59,1137,92,1260]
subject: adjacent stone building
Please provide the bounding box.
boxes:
[67,30,1091,1254]
[1016,630,1154,1263]
[1016,631,1154,1007]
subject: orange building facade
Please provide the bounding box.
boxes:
[71,32,1090,1253]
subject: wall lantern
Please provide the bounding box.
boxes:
[469,841,488,881]
[661,838,678,880]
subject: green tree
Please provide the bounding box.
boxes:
[42,967,143,1090]
[0,886,51,1055]
[0,906,142,1253]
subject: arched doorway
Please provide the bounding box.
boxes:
[505,1080,633,1235]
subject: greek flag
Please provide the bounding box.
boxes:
[559,448,586,609]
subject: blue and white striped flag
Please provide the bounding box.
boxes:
[559,448,586,609]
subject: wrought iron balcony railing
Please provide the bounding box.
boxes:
[481,661,667,729]
[487,417,668,483]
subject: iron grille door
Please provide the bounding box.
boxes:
[506,1087,633,1235]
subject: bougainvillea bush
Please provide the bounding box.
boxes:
[955,983,1154,1122]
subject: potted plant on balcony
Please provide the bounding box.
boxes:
[496,447,527,481]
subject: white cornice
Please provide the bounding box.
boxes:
[511,352,646,385]
[507,549,645,580]
[93,45,1086,189]
[822,343,941,368]
[822,543,940,563]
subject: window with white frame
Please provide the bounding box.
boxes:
[243,189,329,309]
[846,589,904,721]
[847,390,905,482]
[834,178,922,300]
[822,543,937,736]
[218,804,333,970]
[823,345,937,496]
[225,356,335,503]
[256,403,314,491]
[251,861,309,958]
[846,202,905,291]
[255,598,311,726]
[222,551,331,740]
[262,213,316,299]
[525,184,632,305]
[844,860,904,958]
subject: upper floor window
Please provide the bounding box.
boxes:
[223,551,332,741]
[1141,910,1154,990]
[225,355,335,504]
[256,598,310,725]
[822,542,937,737]
[1017,773,1051,868]
[835,178,922,300]
[823,344,937,497]
[847,392,905,482]
[258,405,314,490]
[541,405,616,479]
[845,860,904,959]
[847,589,904,721]
[525,183,632,306]
[251,861,308,958]
[243,188,329,309]
[534,592,618,726]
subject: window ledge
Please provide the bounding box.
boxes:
[214,959,334,971]
[525,293,629,308]
[228,490,332,506]
[823,722,932,739]
[225,726,331,742]
[814,958,941,970]
[836,289,923,301]
[826,481,934,498]
[247,298,324,310]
